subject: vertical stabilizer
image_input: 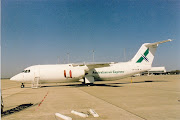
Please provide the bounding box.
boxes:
[130,39,172,66]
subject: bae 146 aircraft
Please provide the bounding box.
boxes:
[10,39,172,88]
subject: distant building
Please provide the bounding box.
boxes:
[142,67,166,75]
[166,70,180,75]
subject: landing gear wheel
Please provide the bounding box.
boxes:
[87,83,94,86]
[21,83,25,88]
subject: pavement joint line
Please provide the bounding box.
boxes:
[2,88,31,99]
[2,86,20,90]
[79,88,147,120]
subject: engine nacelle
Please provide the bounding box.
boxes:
[64,69,85,79]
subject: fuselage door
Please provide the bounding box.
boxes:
[34,66,40,78]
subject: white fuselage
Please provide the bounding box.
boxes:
[10,62,150,84]
[10,39,171,86]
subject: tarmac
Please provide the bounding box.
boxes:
[1,75,180,120]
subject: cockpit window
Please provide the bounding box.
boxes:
[22,70,30,73]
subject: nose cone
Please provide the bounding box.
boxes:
[10,73,23,82]
[10,76,15,81]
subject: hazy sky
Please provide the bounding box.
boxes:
[2,0,180,78]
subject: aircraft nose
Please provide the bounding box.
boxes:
[10,76,15,81]
[10,73,23,82]
[10,76,17,81]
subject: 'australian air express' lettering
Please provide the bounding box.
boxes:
[92,70,124,74]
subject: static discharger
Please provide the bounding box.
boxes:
[71,110,88,118]
[55,113,72,120]
[89,109,99,117]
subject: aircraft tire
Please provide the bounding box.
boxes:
[87,83,94,86]
[21,84,25,88]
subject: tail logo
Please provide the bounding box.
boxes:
[136,48,149,63]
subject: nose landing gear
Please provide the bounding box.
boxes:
[21,83,25,88]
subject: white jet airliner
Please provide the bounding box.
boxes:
[10,39,172,88]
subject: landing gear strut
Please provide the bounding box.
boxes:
[21,83,25,88]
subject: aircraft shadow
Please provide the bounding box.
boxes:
[111,80,168,85]
[41,83,121,88]
[25,80,166,88]
[1,103,34,117]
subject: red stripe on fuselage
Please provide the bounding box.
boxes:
[69,70,72,78]
[64,70,66,78]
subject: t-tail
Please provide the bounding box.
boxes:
[130,39,172,66]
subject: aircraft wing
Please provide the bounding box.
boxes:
[73,62,112,71]
[85,63,111,70]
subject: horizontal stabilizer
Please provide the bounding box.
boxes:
[145,39,172,47]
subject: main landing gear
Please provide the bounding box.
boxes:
[21,83,25,88]
[82,81,94,86]
[87,83,94,86]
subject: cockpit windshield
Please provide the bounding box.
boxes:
[22,70,30,73]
